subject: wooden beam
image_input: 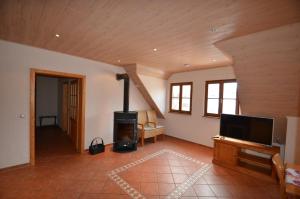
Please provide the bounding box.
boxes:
[124,64,165,119]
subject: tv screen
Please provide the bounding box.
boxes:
[220,114,274,146]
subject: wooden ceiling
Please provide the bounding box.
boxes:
[0,0,300,74]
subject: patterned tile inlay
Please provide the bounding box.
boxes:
[107,149,211,199]
[166,163,212,199]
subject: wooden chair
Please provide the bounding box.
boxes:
[146,110,164,138]
[137,110,164,146]
[272,153,286,199]
[273,153,300,199]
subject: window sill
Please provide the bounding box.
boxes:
[202,115,220,119]
[169,111,192,115]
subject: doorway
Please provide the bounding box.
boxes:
[30,68,86,165]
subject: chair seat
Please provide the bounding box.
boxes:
[144,126,156,131]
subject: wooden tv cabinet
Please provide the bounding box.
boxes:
[212,136,280,181]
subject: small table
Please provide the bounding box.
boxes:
[286,163,300,196]
[39,115,57,127]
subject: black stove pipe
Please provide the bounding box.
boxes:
[116,73,129,112]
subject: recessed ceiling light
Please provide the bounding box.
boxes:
[153,48,158,52]
[55,34,60,38]
[184,64,191,67]
[117,60,121,63]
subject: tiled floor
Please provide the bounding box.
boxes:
[0,127,280,199]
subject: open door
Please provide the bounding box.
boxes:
[62,82,69,133]
[30,69,85,165]
[69,79,79,151]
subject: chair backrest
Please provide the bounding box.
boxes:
[147,110,157,124]
[272,153,285,185]
[138,111,148,125]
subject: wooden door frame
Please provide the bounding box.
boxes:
[30,68,86,165]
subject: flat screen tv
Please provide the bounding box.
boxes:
[220,114,274,146]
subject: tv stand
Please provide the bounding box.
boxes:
[212,136,280,181]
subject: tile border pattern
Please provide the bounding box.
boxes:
[166,163,211,199]
[107,149,211,199]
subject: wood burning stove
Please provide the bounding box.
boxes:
[113,111,137,151]
[113,74,138,152]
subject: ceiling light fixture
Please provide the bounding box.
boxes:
[117,60,121,63]
[55,34,60,38]
[153,48,158,52]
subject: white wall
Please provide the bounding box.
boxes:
[165,66,235,147]
[138,74,167,114]
[285,116,300,163]
[36,76,59,126]
[0,40,149,169]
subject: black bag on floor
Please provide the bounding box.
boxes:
[89,137,105,155]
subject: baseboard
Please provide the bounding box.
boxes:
[0,163,30,173]
[164,134,213,149]
[84,143,113,153]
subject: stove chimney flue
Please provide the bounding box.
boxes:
[116,73,129,112]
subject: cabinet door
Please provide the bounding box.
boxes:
[214,142,238,166]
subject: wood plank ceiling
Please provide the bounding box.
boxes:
[0,0,300,74]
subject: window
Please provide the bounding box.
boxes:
[170,82,193,114]
[204,79,238,117]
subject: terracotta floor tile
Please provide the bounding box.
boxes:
[141,182,159,195]
[205,165,230,176]
[203,175,234,185]
[184,166,198,174]
[158,183,176,195]
[101,181,125,194]
[180,160,196,167]
[26,190,59,199]
[262,185,280,198]
[143,195,159,199]
[79,193,103,199]
[168,159,182,166]
[156,166,171,174]
[170,166,186,174]
[121,171,141,182]
[193,184,216,197]
[172,173,188,183]
[91,172,109,181]
[141,172,158,182]
[240,186,272,198]
[56,191,81,199]
[209,185,232,197]
[0,188,20,199]
[79,193,128,199]
[0,127,280,199]
[47,179,88,193]
[157,173,174,183]
[126,180,141,192]
[142,165,157,173]
[83,180,105,193]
